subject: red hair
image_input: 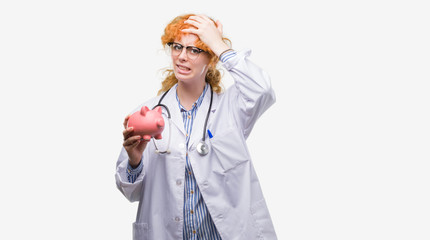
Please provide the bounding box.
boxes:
[158,14,231,95]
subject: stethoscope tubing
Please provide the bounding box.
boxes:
[151,84,213,155]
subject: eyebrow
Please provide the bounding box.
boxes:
[173,42,198,48]
[171,42,205,52]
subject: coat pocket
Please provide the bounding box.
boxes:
[133,222,148,240]
[210,127,250,173]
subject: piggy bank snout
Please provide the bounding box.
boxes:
[156,118,164,128]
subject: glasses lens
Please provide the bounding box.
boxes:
[186,47,202,60]
[169,43,202,60]
[170,43,183,56]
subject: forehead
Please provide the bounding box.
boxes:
[175,34,199,46]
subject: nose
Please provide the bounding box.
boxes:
[178,48,188,61]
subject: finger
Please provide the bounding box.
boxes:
[123,115,130,129]
[130,137,150,151]
[123,130,136,145]
[123,127,134,139]
[187,15,206,24]
[131,139,141,148]
[137,138,150,151]
[184,19,202,29]
[123,135,141,147]
[197,15,216,27]
[196,14,214,24]
[123,136,139,147]
[126,138,141,150]
[181,28,198,34]
[188,15,215,27]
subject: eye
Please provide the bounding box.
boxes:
[172,43,183,51]
[190,47,202,55]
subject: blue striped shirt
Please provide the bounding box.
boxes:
[219,49,236,63]
[126,157,143,183]
[177,84,222,240]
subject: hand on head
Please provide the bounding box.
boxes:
[182,15,230,57]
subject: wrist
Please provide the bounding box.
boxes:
[128,157,141,169]
[211,42,230,57]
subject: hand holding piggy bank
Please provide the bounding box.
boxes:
[127,106,165,141]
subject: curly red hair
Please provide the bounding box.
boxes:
[158,14,231,95]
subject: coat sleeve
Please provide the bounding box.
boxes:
[115,147,145,202]
[222,49,276,139]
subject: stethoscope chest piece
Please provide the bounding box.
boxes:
[196,141,209,156]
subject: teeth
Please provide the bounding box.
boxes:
[178,65,190,70]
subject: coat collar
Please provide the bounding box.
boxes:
[159,84,185,136]
[157,83,219,148]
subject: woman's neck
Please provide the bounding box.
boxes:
[177,81,206,111]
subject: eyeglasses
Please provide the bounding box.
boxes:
[167,42,205,60]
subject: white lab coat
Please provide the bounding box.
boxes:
[116,50,277,240]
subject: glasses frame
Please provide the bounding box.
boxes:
[167,42,206,60]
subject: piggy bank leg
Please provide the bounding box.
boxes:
[154,134,162,140]
[142,135,151,141]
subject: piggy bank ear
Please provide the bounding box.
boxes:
[140,106,150,116]
[154,106,162,114]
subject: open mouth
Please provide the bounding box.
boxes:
[176,64,191,74]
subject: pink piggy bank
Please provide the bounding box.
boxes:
[127,106,165,141]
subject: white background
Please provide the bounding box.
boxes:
[1,0,429,239]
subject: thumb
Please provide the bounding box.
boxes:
[216,20,223,34]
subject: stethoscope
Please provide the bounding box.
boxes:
[151,84,213,156]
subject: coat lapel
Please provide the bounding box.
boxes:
[159,84,220,149]
[189,86,219,150]
[161,85,186,137]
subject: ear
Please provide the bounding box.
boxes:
[141,106,150,116]
[154,106,162,114]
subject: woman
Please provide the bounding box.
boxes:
[116,14,277,240]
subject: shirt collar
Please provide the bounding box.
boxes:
[175,83,208,112]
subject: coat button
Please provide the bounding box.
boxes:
[175,217,180,222]
[176,180,182,186]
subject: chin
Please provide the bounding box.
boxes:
[174,72,193,83]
